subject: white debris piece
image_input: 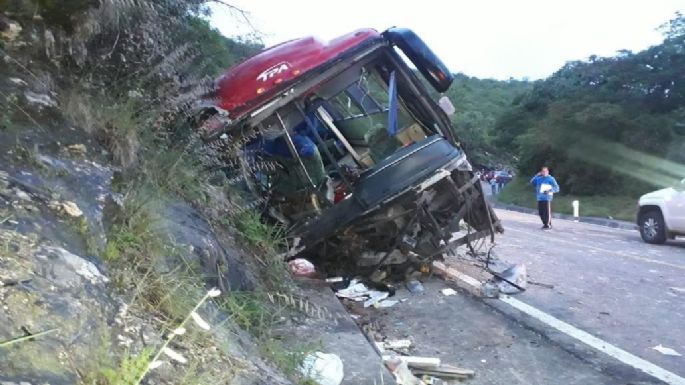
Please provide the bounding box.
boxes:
[335,279,369,300]
[363,291,389,308]
[300,352,344,385]
[441,288,457,296]
[382,339,412,350]
[652,344,682,356]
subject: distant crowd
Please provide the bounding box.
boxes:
[477,168,514,195]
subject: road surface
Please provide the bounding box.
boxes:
[495,209,685,381]
[369,208,685,385]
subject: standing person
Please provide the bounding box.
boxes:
[530,166,560,230]
[489,176,498,195]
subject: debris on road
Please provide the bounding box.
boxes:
[406,279,424,294]
[382,339,413,350]
[669,287,685,294]
[383,355,441,369]
[287,258,317,278]
[652,344,682,356]
[481,281,499,298]
[494,263,527,294]
[364,290,389,308]
[528,279,555,289]
[411,364,476,380]
[384,354,475,383]
[334,279,397,308]
[385,358,425,385]
[300,351,344,385]
[440,288,457,296]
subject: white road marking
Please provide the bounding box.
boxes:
[498,295,685,385]
[504,226,685,271]
[441,264,685,385]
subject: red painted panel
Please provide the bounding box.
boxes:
[211,28,381,120]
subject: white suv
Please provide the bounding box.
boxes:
[637,178,685,244]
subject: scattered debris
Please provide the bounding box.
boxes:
[364,290,389,308]
[376,299,399,308]
[528,280,555,289]
[383,355,441,369]
[385,358,425,385]
[481,281,499,298]
[383,354,474,384]
[335,279,397,308]
[381,339,412,350]
[335,279,371,300]
[494,263,527,294]
[325,277,344,283]
[406,279,424,294]
[411,364,476,380]
[440,288,457,296]
[652,344,681,356]
[432,261,481,295]
[48,200,83,218]
[300,352,344,385]
[287,258,316,278]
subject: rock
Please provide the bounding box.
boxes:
[48,200,83,218]
[66,143,87,157]
[0,18,22,42]
[15,189,31,201]
[34,245,109,287]
[23,91,57,108]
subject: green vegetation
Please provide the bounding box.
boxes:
[0,0,317,383]
[493,13,685,197]
[444,74,532,166]
[496,179,637,221]
[488,13,685,217]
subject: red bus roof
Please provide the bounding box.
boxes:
[210,28,382,120]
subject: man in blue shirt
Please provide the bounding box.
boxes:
[530,166,560,230]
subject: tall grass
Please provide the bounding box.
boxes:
[495,178,638,221]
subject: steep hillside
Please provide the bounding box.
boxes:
[493,13,685,197]
[0,2,330,384]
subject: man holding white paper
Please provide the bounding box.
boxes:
[530,166,560,230]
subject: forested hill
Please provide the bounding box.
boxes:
[492,13,685,196]
[444,74,533,167]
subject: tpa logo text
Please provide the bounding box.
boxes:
[257,62,291,82]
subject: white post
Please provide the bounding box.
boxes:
[572,200,579,221]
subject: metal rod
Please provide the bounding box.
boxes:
[315,106,363,164]
[275,111,316,189]
[294,103,352,190]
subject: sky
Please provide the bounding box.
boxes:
[209,0,685,80]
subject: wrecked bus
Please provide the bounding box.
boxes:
[196,27,503,276]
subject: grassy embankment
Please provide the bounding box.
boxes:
[495,178,638,222]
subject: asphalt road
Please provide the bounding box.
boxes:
[493,209,685,379]
[372,208,685,385]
